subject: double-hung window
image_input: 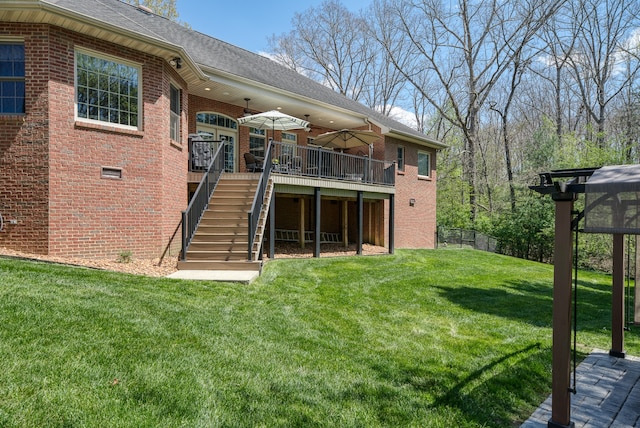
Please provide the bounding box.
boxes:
[249,127,266,158]
[418,150,431,178]
[170,83,180,142]
[397,146,405,172]
[0,43,25,114]
[75,49,140,128]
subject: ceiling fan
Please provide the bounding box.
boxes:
[304,114,325,132]
[243,98,257,116]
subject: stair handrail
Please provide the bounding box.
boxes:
[181,142,226,261]
[248,142,274,260]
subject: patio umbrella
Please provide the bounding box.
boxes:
[311,129,380,151]
[237,110,309,140]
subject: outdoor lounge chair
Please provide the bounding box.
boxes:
[244,152,263,172]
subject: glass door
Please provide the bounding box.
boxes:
[196,127,237,173]
[218,131,236,173]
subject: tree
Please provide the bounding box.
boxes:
[122,0,179,20]
[269,1,372,101]
[268,0,407,114]
[564,0,640,147]
[489,54,531,211]
[535,6,576,143]
[371,0,564,226]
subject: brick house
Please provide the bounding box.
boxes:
[0,0,445,272]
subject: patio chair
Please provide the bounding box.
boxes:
[244,152,263,172]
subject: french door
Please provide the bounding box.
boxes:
[196,127,237,173]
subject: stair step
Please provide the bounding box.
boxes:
[209,201,253,208]
[191,233,247,242]
[202,209,249,222]
[197,223,247,231]
[181,175,264,268]
[188,242,247,251]
[198,218,246,227]
[185,251,248,261]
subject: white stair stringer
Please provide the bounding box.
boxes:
[251,178,274,261]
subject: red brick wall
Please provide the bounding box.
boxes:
[385,138,438,249]
[160,67,189,260]
[0,24,51,254]
[1,23,188,259]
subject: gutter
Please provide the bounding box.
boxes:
[1,0,208,83]
[386,129,447,150]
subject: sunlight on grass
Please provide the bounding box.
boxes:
[0,249,637,427]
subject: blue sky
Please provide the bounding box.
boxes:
[177,1,372,53]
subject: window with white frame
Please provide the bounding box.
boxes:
[75,49,140,128]
[169,83,180,142]
[0,43,25,114]
[281,132,297,144]
[418,150,431,178]
[281,132,298,156]
[249,127,266,158]
[397,145,405,172]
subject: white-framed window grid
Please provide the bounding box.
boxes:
[0,42,25,114]
[397,145,405,172]
[169,83,180,142]
[249,127,266,158]
[418,150,431,178]
[196,112,238,173]
[75,48,141,129]
[281,132,297,144]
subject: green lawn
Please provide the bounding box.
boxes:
[0,249,637,427]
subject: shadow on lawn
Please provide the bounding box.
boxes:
[367,343,551,426]
[433,278,619,331]
[430,342,548,426]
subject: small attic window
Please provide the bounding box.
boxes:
[583,165,640,234]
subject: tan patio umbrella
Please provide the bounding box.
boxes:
[311,129,380,152]
[237,110,309,140]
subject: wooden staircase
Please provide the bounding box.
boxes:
[177,175,262,271]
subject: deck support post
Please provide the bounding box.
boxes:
[389,194,394,254]
[357,191,363,255]
[342,200,349,248]
[314,188,321,258]
[300,197,305,249]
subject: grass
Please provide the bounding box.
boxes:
[0,249,637,427]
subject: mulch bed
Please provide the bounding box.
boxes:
[1,243,389,277]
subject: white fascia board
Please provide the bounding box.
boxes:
[3,1,207,83]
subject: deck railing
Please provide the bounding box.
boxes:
[269,141,395,186]
[181,142,226,261]
[189,136,222,172]
[247,142,274,260]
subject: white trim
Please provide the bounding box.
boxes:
[281,131,297,144]
[397,145,405,172]
[74,47,142,131]
[169,82,181,142]
[0,36,25,42]
[417,150,431,178]
[196,112,238,172]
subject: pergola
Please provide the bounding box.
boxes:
[531,165,640,428]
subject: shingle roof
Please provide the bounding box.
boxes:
[43,0,444,147]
